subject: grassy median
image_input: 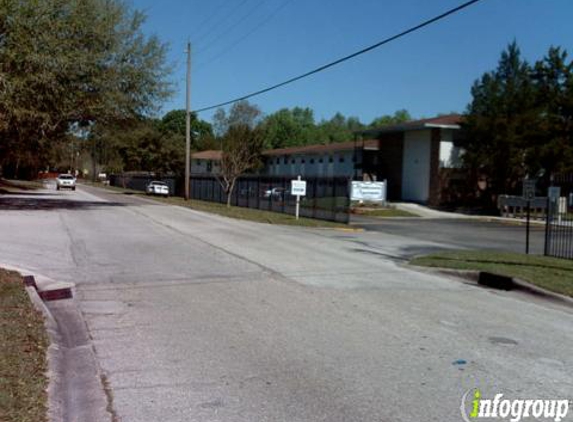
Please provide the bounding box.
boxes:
[81,181,348,228]
[0,269,48,422]
[411,250,573,297]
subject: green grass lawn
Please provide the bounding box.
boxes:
[352,207,419,218]
[410,250,573,297]
[0,269,48,422]
[81,181,348,228]
[151,195,348,227]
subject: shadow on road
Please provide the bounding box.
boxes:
[0,196,127,211]
[0,190,58,196]
[351,245,452,262]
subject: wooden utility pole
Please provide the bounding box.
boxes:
[185,41,192,200]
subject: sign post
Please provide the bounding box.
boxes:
[523,180,536,254]
[291,175,307,220]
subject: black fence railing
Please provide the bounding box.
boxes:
[109,173,350,223]
[109,173,178,194]
[191,175,350,223]
[545,209,573,260]
[545,177,573,260]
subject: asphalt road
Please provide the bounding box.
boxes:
[1,183,572,422]
[351,215,546,255]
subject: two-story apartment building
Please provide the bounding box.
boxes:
[191,114,464,205]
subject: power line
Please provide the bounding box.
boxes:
[193,0,252,47]
[193,0,485,114]
[189,0,227,40]
[194,0,267,56]
[195,0,295,71]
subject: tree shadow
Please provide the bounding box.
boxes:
[0,189,58,196]
[0,196,128,211]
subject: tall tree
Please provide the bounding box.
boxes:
[462,41,537,197]
[530,47,573,179]
[217,125,264,207]
[369,109,412,128]
[315,113,365,144]
[89,118,185,176]
[213,100,262,137]
[260,107,317,149]
[158,110,214,150]
[0,0,171,177]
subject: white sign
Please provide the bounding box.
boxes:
[291,180,307,196]
[523,180,536,200]
[351,181,387,202]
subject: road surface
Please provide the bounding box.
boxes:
[351,215,546,255]
[0,183,571,422]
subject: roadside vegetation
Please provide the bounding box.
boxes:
[0,269,48,422]
[352,206,418,218]
[0,179,43,194]
[411,250,573,297]
[82,182,348,228]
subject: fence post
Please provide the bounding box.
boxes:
[235,179,239,206]
[268,178,272,210]
[312,177,317,219]
[345,177,351,224]
[333,177,338,221]
[257,177,261,210]
[282,177,286,213]
[545,192,553,257]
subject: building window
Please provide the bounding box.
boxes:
[339,156,345,163]
[291,159,295,164]
[310,158,315,164]
[318,158,323,163]
[284,156,288,164]
[329,155,334,163]
[301,159,306,164]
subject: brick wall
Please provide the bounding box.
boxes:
[377,133,404,201]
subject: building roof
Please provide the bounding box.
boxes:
[359,114,463,136]
[263,139,378,156]
[191,150,222,160]
[191,140,378,160]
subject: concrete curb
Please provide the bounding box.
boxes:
[410,265,573,308]
[3,265,113,422]
[24,284,65,422]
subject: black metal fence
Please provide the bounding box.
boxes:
[545,175,573,260]
[109,173,178,194]
[109,173,350,223]
[190,175,350,223]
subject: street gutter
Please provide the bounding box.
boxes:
[3,265,113,422]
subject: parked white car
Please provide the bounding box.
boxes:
[56,174,76,191]
[263,187,285,200]
[146,181,169,197]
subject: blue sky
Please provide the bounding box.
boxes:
[130,0,573,124]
